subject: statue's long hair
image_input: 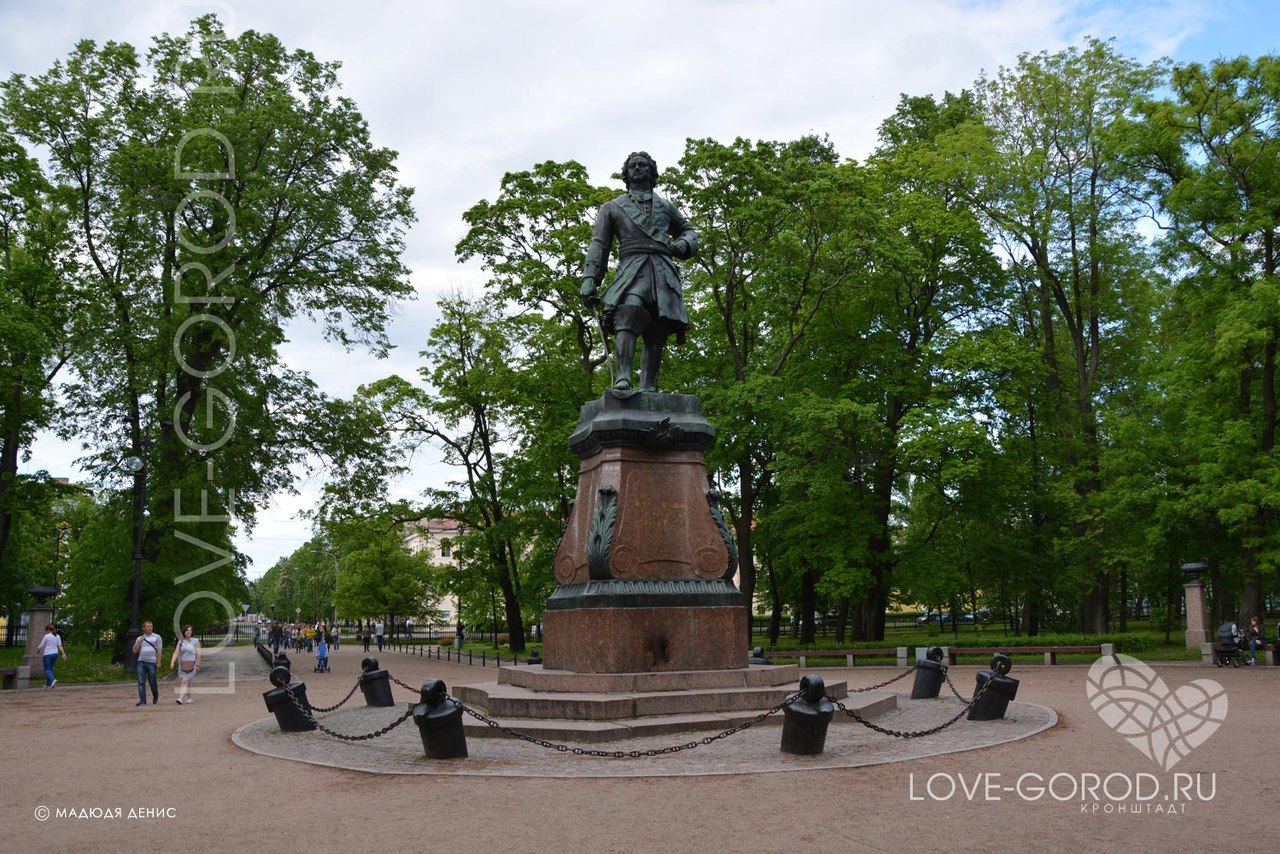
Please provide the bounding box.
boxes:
[621,151,658,190]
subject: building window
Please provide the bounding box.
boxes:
[440,540,451,559]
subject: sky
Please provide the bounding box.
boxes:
[3,0,1277,579]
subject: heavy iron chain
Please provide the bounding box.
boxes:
[307,675,365,714]
[943,668,969,702]
[829,668,997,740]
[848,664,918,693]
[282,682,415,742]
[452,693,800,758]
[389,674,422,694]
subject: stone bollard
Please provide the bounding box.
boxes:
[967,653,1020,721]
[273,652,291,670]
[780,675,834,755]
[911,646,946,699]
[747,646,772,665]
[359,656,395,707]
[414,678,468,759]
[526,649,542,666]
[262,666,316,732]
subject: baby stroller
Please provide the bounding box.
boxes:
[1215,621,1243,667]
[314,640,330,673]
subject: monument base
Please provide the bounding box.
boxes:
[542,579,748,673]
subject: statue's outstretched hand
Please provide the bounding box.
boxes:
[580,278,600,309]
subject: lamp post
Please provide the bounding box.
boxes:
[120,452,147,674]
[281,569,292,625]
[319,549,340,626]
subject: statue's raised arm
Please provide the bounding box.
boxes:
[580,151,698,394]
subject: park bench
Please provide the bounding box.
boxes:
[0,665,31,689]
[940,643,1115,666]
[760,648,910,667]
[1201,642,1277,666]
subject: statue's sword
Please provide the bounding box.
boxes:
[593,303,615,387]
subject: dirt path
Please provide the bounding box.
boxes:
[3,644,1276,853]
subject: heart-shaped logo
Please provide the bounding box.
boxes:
[1085,654,1227,770]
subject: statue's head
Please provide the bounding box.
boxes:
[622,151,658,190]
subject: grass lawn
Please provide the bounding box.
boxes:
[754,621,1201,663]
[0,645,133,683]
[343,619,1207,665]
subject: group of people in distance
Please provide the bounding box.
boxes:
[265,621,341,655]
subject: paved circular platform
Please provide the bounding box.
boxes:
[232,694,1056,777]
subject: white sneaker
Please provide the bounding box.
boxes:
[184,699,193,704]
[49,679,57,688]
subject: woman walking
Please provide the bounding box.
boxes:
[170,624,201,704]
[36,624,66,688]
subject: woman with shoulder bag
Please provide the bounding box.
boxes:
[170,625,201,704]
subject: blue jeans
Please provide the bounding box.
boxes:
[43,653,58,686]
[1249,638,1262,659]
[137,660,158,702]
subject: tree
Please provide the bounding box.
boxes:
[954,39,1164,632]
[1139,54,1280,622]
[365,294,536,651]
[330,514,433,623]
[0,129,74,584]
[662,136,874,640]
[1,15,414,639]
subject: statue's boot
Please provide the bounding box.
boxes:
[639,338,665,392]
[613,330,637,392]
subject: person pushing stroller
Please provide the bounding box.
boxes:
[314,638,330,673]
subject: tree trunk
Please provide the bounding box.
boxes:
[1119,568,1129,632]
[0,382,23,574]
[856,452,896,641]
[494,549,525,653]
[798,568,817,645]
[766,556,782,646]
[835,596,849,644]
[736,458,757,647]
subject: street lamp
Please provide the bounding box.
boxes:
[120,453,147,674]
[318,548,340,626]
[280,569,292,623]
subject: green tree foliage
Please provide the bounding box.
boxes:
[0,130,74,586]
[1,16,414,642]
[329,514,433,623]
[363,295,540,651]
[953,39,1165,632]
[661,136,875,641]
[1137,54,1280,623]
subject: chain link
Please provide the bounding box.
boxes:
[454,693,800,758]
[943,667,969,702]
[389,674,422,694]
[830,667,997,739]
[307,675,365,714]
[848,665,918,692]
[281,682,416,742]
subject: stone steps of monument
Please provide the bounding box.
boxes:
[454,678,869,721]
[497,663,800,693]
[459,690,898,743]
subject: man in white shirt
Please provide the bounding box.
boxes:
[131,620,163,706]
[375,620,384,652]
